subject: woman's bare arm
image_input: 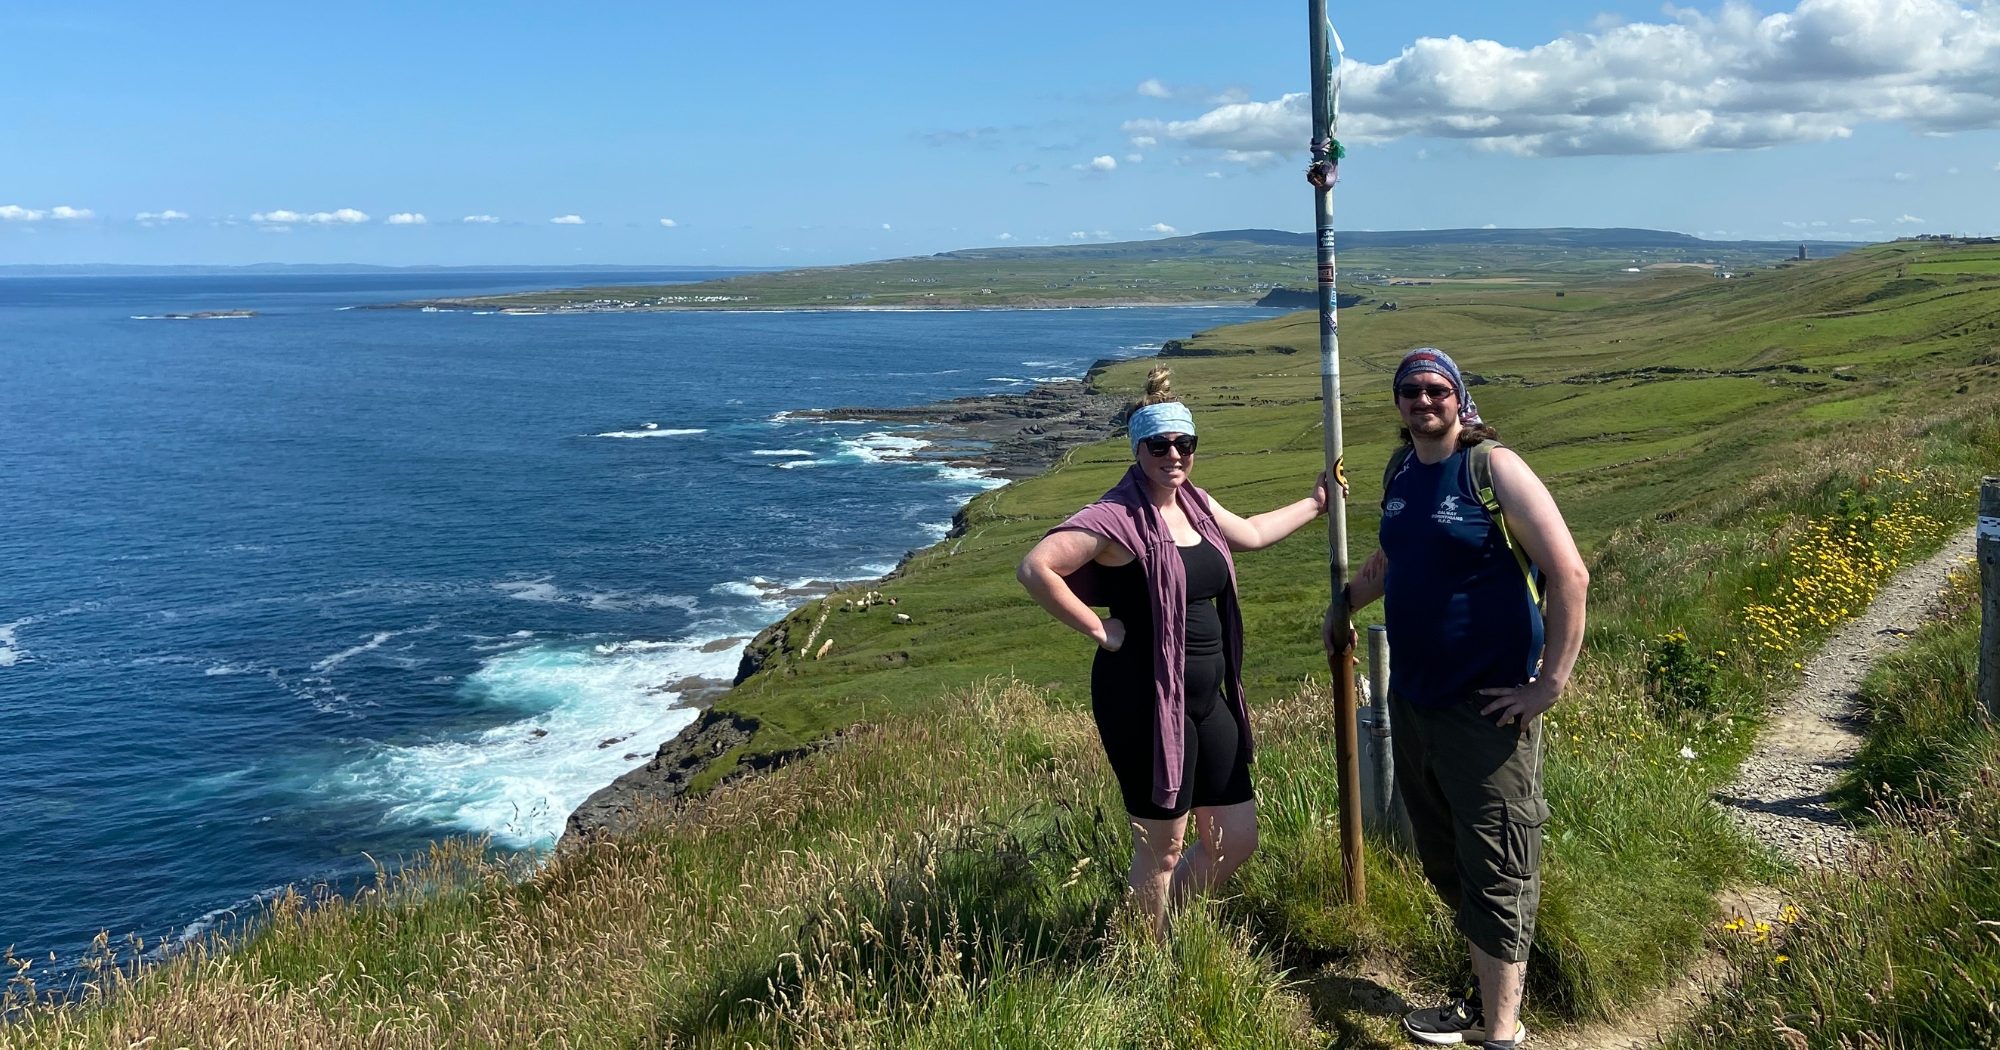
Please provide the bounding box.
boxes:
[1017,529,1129,650]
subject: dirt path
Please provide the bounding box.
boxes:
[1536,526,1977,1049]
[1715,526,1976,865]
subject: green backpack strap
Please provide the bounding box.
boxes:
[1469,440,1543,606]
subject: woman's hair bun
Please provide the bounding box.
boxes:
[1142,366,1174,406]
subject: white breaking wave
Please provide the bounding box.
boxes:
[595,428,706,439]
[324,637,743,848]
[775,459,830,469]
[751,449,813,457]
[839,432,930,464]
[0,619,30,667]
[933,465,1008,490]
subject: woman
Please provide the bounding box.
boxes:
[1016,367,1326,936]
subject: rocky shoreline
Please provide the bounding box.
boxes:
[561,367,1131,844]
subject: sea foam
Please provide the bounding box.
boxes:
[326,637,740,848]
[0,619,30,667]
[595,428,706,439]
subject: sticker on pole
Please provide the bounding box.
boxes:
[1981,514,2000,541]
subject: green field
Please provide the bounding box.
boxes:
[10,238,1999,1048]
[397,228,1848,312]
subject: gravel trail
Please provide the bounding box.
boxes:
[1539,526,1976,1049]
[1714,525,1976,866]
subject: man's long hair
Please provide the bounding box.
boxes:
[1400,421,1500,448]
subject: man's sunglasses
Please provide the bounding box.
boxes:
[1396,383,1455,402]
[1141,435,1198,457]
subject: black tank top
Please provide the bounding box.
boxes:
[1179,536,1228,658]
[1100,536,1230,657]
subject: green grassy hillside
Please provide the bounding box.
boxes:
[401,228,1847,311]
[9,239,1997,1048]
[706,239,1998,769]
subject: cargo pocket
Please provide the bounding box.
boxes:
[1501,796,1550,879]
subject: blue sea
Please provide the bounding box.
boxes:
[0,269,1272,976]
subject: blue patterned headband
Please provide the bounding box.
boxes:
[1128,402,1196,454]
[1394,347,1482,425]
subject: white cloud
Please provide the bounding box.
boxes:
[1897,213,1927,223]
[1893,171,1915,181]
[660,218,679,227]
[1123,0,2000,158]
[1089,155,1117,171]
[1138,78,1173,99]
[1220,148,1285,169]
[258,225,292,235]
[550,214,585,225]
[1148,223,1178,234]
[1130,134,1158,148]
[1209,87,1251,105]
[1849,217,1877,224]
[1070,230,1090,239]
[996,232,1014,241]
[1205,171,1225,179]
[136,210,189,224]
[880,223,891,230]
[1125,153,1144,164]
[386,212,428,225]
[463,214,501,224]
[49,205,94,220]
[0,205,45,221]
[1481,223,1499,229]
[252,208,368,225]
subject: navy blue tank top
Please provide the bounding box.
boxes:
[1378,445,1544,707]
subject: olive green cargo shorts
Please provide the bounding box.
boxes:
[1390,691,1550,964]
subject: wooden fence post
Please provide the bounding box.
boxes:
[1980,477,1999,722]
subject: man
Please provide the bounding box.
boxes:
[1328,347,1589,1049]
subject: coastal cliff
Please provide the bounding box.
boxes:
[561,369,1132,842]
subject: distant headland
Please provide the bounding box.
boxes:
[378,227,1863,315]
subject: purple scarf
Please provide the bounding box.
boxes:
[1050,464,1251,810]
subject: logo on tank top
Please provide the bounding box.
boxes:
[1384,498,1406,517]
[1433,495,1466,524]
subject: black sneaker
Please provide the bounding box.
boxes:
[1403,995,1483,1045]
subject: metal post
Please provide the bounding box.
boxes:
[1980,477,1999,722]
[1306,1,1363,907]
[1360,625,1411,846]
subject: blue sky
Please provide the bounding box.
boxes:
[4,0,1997,266]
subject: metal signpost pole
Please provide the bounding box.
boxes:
[1307,1,1364,906]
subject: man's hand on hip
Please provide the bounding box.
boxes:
[1477,678,1560,726]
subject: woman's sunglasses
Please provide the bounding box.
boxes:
[1141,435,1198,457]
